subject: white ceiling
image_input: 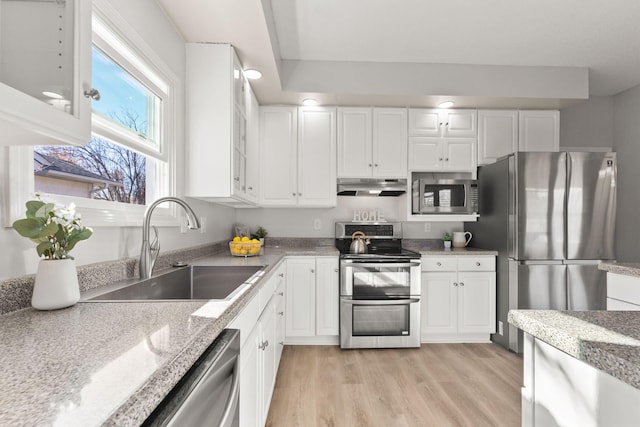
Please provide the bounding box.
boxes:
[158,0,640,109]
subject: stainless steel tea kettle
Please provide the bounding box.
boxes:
[350,231,370,254]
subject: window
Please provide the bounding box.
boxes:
[7,3,181,226]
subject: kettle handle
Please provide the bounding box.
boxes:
[351,231,366,240]
[464,231,473,245]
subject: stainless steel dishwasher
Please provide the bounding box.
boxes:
[144,329,240,427]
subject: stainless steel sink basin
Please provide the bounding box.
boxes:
[85,265,265,301]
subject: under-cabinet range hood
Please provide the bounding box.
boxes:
[337,178,407,196]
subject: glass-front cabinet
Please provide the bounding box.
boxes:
[0,0,92,146]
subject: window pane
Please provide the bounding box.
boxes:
[34,138,151,205]
[92,46,159,145]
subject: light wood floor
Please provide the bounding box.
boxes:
[266,343,523,427]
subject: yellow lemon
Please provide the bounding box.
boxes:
[232,236,241,242]
[241,236,250,242]
[251,238,259,243]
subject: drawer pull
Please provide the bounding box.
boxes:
[278,292,284,296]
[459,282,465,287]
[278,311,284,316]
[437,262,442,267]
[453,282,458,287]
[476,262,481,266]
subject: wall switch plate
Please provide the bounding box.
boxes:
[424,222,431,232]
[313,219,321,230]
[498,321,504,336]
[180,217,188,234]
[200,216,206,234]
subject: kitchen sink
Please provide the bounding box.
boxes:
[85,265,266,301]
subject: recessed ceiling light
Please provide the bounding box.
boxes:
[438,101,455,109]
[302,98,318,106]
[244,69,262,80]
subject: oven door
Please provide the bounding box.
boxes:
[340,260,421,297]
[340,297,421,349]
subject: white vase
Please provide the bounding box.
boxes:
[444,241,452,249]
[32,259,80,310]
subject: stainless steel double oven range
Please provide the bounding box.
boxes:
[336,222,421,349]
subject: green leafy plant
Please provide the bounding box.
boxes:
[443,232,452,241]
[12,197,93,260]
[250,226,268,240]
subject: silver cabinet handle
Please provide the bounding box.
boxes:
[453,282,458,287]
[278,311,284,316]
[374,163,378,167]
[334,268,339,273]
[292,192,296,196]
[248,186,253,190]
[310,269,315,273]
[234,177,240,182]
[476,262,481,266]
[298,193,302,196]
[278,273,284,278]
[459,282,465,287]
[279,341,284,346]
[439,158,443,161]
[278,291,284,296]
[445,158,449,161]
[264,340,269,348]
[436,262,442,266]
[368,163,373,167]
[84,88,100,100]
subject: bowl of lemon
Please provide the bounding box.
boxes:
[229,236,262,257]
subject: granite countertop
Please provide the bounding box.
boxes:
[599,261,640,278]
[508,310,640,390]
[0,245,337,426]
[419,247,498,256]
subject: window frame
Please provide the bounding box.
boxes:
[4,0,181,228]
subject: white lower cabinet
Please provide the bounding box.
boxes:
[606,272,640,310]
[231,261,286,427]
[285,256,340,344]
[421,255,496,342]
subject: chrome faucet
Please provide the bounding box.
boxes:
[140,197,200,279]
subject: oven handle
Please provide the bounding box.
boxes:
[341,261,421,268]
[342,298,420,305]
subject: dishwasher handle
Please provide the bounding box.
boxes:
[219,355,240,427]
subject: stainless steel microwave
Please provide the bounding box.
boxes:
[412,179,478,214]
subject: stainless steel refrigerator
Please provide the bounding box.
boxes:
[467,151,617,352]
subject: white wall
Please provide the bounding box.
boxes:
[613,85,640,262]
[560,96,614,150]
[0,0,235,280]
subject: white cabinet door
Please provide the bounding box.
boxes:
[239,323,260,427]
[373,108,408,177]
[297,107,337,207]
[409,109,476,137]
[422,272,458,335]
[0,0,92,146]
[259,106,298,206]
[519,110,560,152]
[442,138,477,171]
[315,257,340,336]
[285,258,316,337]
[478,110,518,165]
[259,299,277,426]
[337,108,373,177]
[408,137,441,170]
[244,84,260,203]
[457,272,496,334]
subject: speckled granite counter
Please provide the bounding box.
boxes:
[508,310,640,390]
[599,261,640,278]
[0,245,337,426]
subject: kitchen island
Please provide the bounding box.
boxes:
[0,246,336,426]
[508,309,640,427]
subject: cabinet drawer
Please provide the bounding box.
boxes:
[422,257,457,271]
[607,273,640,306]
[229,293,260,349]
[458,256,495,272]
[259,274,278,314]
[607,297,640,311]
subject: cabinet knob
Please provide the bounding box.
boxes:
[278,311,284,316]
[278,273,284,278]
[279,341,284,346]
[311,269,315,273]
[292,192,296,196]
[83,88,101,100]
[248,186,253,190]
[445,122,449,126]
[445,158,449,161]
[374,163,378,167]
[453,282,458,287]
[334,268,339,273]
[298,193,302,196]
[278,291,284,296]
[476,262,481,266]
[436,262,442,266]
[368,163,373,167]
[459,282,465,287]
[439,158,443,161]
[439,122,443,127]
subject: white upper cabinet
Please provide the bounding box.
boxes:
[518,110,560,152]
[186,43,257,206]
[409,109,477,137]
[0,0,92,146]
[337,107,407,178]
[244,85,260,203]
[409,137,476,172]
[478,110,519,165]
[260,106,336,207]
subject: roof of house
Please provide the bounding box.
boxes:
[34,151,122,186]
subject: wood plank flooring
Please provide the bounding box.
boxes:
[266,343,522,427]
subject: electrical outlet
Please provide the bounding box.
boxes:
[313,219,321,230]
[424,222,431,232]
[498,321,504,336]
[199,216,207,234]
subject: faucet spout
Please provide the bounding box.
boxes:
[140,197,200,279]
